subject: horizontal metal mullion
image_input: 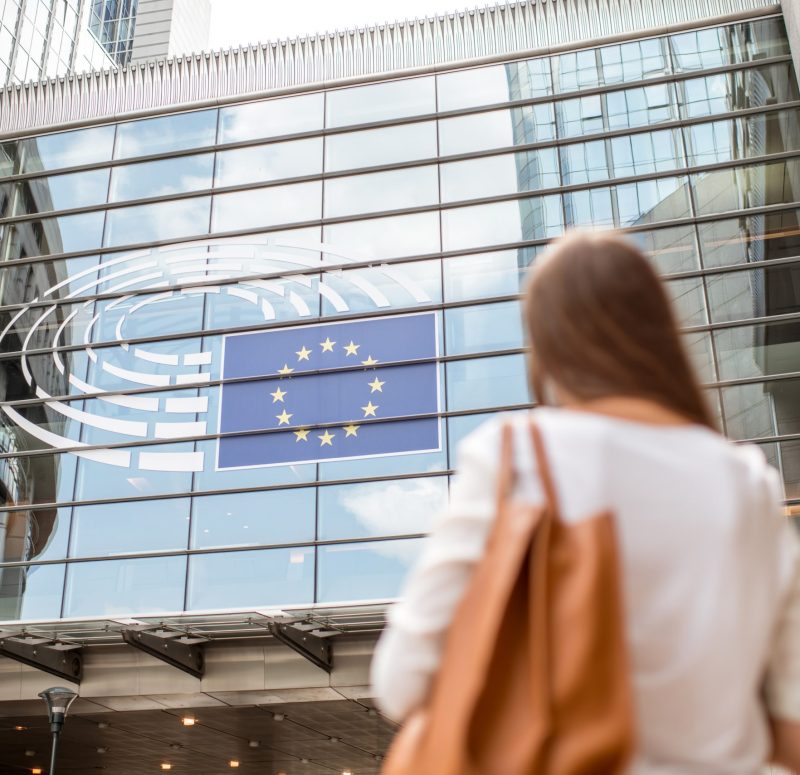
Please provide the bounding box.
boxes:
[1,330,798,411]
[3,114,800,228]
[0,401,533,461]
[1,208,800,324]
[6,246,800,365]
[0,53,791,188]
[3,189,799,273]
[0,531,432,570]
[1,344,529,408]
[0,466,456,515]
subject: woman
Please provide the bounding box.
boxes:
[371,231,800,771]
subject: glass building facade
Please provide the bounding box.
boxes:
[0,13,797,623]
[88,0,137,65]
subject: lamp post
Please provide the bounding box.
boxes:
[38,687,78,775]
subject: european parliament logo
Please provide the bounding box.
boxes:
[218,313,440,469]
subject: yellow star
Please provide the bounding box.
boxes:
[343,341,360,356]
[276,409,293,425]
[296,345,311,361]
[361,355,379,366]
[320,337,336,352]
[343,424,360,437]
[362,401,378,417]
[294,428,310,442]
[318,429,335,446]
[368,377,385,393]
[277,364,294,375]
[271,387,287,403]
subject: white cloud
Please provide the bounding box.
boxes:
[209,0,468,49]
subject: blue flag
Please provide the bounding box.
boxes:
[218,313,440,469]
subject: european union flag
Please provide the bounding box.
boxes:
[217,313,440,469]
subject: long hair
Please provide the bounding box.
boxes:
[523,231,715,428]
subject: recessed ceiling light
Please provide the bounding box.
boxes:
[343,771,353,775]
[160,764,172,771]
[248,740,259,748]
[24,750,35,757]
[14,725,26,731]
[181,716,196,726]
[272,712,285,722]
[32,769,42,775]
[98,722,109,729]
[97,747,108,754]
[229,761,240,768]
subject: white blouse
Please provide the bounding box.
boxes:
[371,408,800,773]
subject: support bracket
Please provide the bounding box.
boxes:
[268,623,333,673]
[0,636,82,683]
[121,629,204,679]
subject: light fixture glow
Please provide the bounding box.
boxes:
[32,769,42,774]
[181,716,196,726]
[160,764,172,771]
[229,761,240,768]
[14,725,26,731]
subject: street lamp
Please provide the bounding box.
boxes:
[38,687,78,775]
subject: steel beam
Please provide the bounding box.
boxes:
[268,623,333,673]
[121,629,204,679]
[0,636,82,683]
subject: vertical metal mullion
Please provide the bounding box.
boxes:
[182,106,223,613]
[57,118,119,618]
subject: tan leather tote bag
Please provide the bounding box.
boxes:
[382,420,636,775]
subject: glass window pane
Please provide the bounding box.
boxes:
[714,320,800,381]
[437,58,552,112]
[324,211,440,260]
[610,129,684,177]
[212,181,321,232]
[324,166,438,218]
[1,167,109,217]
[109,153,214,202]
[666,276,707,326]
[443,248,536,302]
[114,110,217,159]
[218,93,324,143]
[555,49,600,92]
[564,187,615,228]
[104,196,211,247]
[600,37,670,84]
[442,195,563,252]
[628,224,700,274]
[693,159,800,217]
[723,377,800,443]
[441,149,559,202]
[0,211,105,259]
[446,353,529,411]
[559,140,610,186]
[0,507,72,563]
[326,76,435,128]
[215,137,322,187]
[318,476,446,540]
[18,125,115,174]
[616,176,691,227]
[63,555,187,617]
[438,104,556,156]
[679,63,799,119]
[606,83,676,131]
[325,122,437,172]
[191,489,316,548]
[187,547,314,610]
[699,210,800,269]
[556,94,603,137]
[317,539,422,603]
[445,300,523,355]
[0,563,64,620]
[70,498,190,558]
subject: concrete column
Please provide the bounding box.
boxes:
[783,0,800,84]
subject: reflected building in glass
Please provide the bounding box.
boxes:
[0,0,210,86]
[0,0,796,770]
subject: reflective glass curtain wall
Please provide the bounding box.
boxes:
[0,14,797,621]
[88,0,136,65]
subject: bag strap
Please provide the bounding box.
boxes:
[529,419,562,522]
